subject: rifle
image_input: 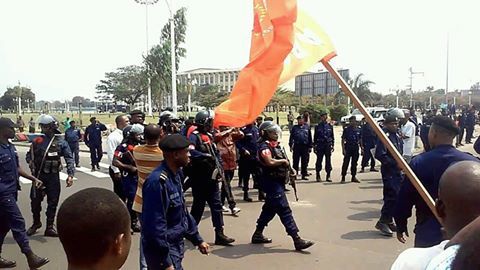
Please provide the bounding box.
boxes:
[205,142,234,204]
[282,146,298,201]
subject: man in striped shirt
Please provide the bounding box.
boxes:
[132,124,163,270]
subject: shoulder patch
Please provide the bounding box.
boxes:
[192,130,199,134]
[159,171,168,182]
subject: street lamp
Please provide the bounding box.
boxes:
[164,0,177,115]
[408,67,424,108]
[134,0,159,117]
[469,91,472,106]
[187,74,197,114]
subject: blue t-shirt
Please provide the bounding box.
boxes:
[0,143,19,196]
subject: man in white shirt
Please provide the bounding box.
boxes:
[400,111,416,163]
[391,161,480,270]
[106,114,129,200]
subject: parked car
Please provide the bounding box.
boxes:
[340,107,388,125]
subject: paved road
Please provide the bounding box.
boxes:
[4,127,478,270]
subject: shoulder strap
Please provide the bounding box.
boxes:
[158,170,170,213]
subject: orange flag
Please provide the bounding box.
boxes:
[214,0,297,128]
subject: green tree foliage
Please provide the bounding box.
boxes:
[95,65,148,107]
[268,87,296,107]
[0,86,35,111]
[329,104,348,122]
[145,7,187,108]
[193,85,228,109]
[298,104,327,125]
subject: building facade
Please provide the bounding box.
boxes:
[295,69,350,97]
[177,68,241,92]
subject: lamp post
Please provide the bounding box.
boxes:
[469,91,472,106]
[187,74,197,115]
[134,0,159,117]
[408,67,424,108]
[164,0,177,114]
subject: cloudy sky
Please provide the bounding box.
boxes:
[0,0,479,101]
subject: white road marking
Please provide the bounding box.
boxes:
[99,162,110,169]
[75,166,109,178]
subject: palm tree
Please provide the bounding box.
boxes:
[347,73,375,103]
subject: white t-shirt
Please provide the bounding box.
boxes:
[425,244,459,270]
[106,129,123,173]
[391,240,448,270]
[401,121,416,156]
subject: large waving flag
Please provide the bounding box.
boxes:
[214,0,335,127]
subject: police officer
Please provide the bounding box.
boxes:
[187,110,235,246]
[456,107,467,147]
[84,117,107,171]
[26,114,75,237]
[374,109,404,236]
[313,111,334,182]
[395,116,480,247]
[465,106,476,144]
[341,116,361,183]
[64,120,82,167]
[251,121,314,251]
[130,109,146,125]
[159,111,181,135]
[289,116,313,180]
[0,118,50,269]
[112,124,144,233]
[236,122,261,201]
[360,118,378,173]
[142,134,209,270]
[420,110,434,152]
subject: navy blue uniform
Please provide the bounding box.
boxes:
[361,122,377,170]
[375,129,403,224]
[394,145,480,247]
[142,163,203,270]
[420,116,432,151]
[457,112,466,145]
[84,123,107,166]
[465,111,475,143]
[114,143,139,226]
[256,141,299,236]
[313,122,334,175]
[341,125,361,177]
[0,143,32,255]
[187,131,224,229]
[236,125,260,191]
[289,124,312,177]
[26,135,74,227]
[64,127,81,166]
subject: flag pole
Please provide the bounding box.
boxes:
[321,59,440,222]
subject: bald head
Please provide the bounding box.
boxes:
[437,161,480,238]
[144,124,162,144]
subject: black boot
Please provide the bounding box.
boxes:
[215,228,235,246]
[316,172,321,182]
[0,257,16,268]
[25,251,49,269]
[351,176,360,183]
[258,191,265,201]
[292,235,314,251]
[360,167,365,173]
[251,229,272,244]
[375,221,393,236]
[341,176,346,183]
[370,167,378,172]
[243,191,253,202]
[27,222,42,236]
[326,174,332,182]
[44,225,59,237]
[91,165,96,172]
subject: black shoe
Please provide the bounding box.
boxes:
[370,168,379,172]
[251,231,273,244]
[258,192,265,201]
[293,237,314,251]
[301,176,309,180]
[0,257,16,268]
[215,229,235,246]
[325,174,332,182]
[91,165,96,172]
[75,164,81,168]
[96,164,100,170]
[243,192,253,202]
[131,223,141,233]
[341,176,345,183]
[351,177,360,183]
[388,223,397,232]
[27,223,42,236]
[44,226,59,237]
[25,251,49,269]
[360,168,365,173]
[284,187,290,192]
[375,221,393,237]
[316,173,321,182]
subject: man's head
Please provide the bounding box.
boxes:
[436,161,480,239]
[259,121,281,142]
[115,115,130,130]
[195,110,214,133]
[349,116,357,127]
[0,118,16,140]
[70,120,76,128]
[144,124,162,145]
[401,111,411,125]
[428,116,458,149]
[320,111,328,122]
[129,110,145,125]
[57,188,131,269]
[159,111,181,134]
[383,115,399,133]
[38,114,60,136]
[409,107,415,116]
[122,124,144,145]
[297,116,305,125]
[160,134,190,168]
[90,117,96,124]
[256,116,263,126]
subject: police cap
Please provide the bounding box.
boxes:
[0,117,16,129]
[431,115,459,135]
[384,114,399,124]
[159,134,190,152]
[130,110,145,116]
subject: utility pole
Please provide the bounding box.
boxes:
[445,33,449,104]
[408,67,424,108]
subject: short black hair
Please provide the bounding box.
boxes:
[431,115,459,137]
[57,188,130,266]
[115,114,127,125]
[144,124,161,141]
[69,120,75,124]
[349,116,356,121]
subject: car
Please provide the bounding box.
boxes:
[340,107,388,125]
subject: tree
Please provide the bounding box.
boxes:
[145,7,188,109]
[470,82,480,91]
[72,96,85,105]
[0,85,35,111]
[268,87,296,107]
[347,73,376,103]
[193,85,228,109]
[96,65,148,107]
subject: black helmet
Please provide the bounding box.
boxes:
[195,110,214,126]
[122,124,144,138]
[259,121,281,136]
[159,111,179,127]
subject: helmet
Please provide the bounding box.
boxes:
[259,121,281,136]
[159,111,179,127]
[37,114,56,125]
[384,108,405,123]
[122,124,144,138]
[195,110,214,126]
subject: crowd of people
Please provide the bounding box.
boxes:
[0,104,480,269]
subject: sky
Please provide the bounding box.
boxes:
[0,0,479,101]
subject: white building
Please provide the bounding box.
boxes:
[177,68,241,92]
